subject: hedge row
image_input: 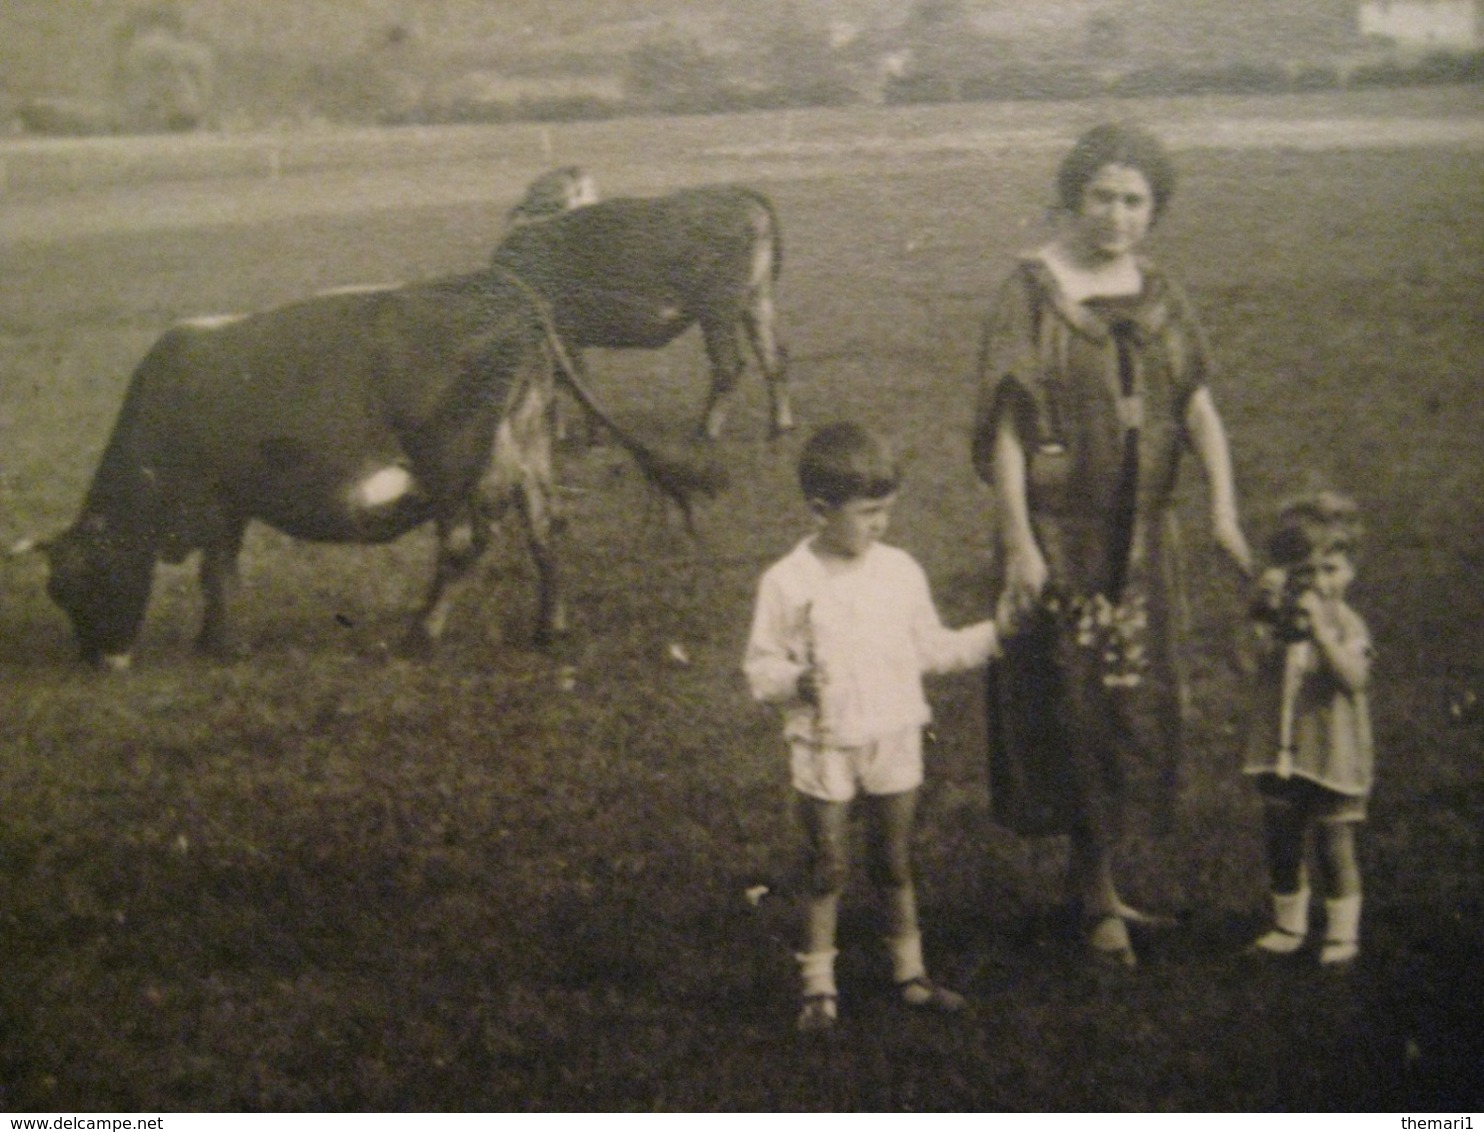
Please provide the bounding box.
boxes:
[887,50,1484,107]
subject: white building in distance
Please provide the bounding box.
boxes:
[1358,0,1482,48]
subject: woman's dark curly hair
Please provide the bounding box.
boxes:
[1056,122,1177,222]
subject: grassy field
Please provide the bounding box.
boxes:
[1,96,1482,1111]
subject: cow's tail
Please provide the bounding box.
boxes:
[496,270,729,526]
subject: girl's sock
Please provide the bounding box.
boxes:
[1253,886,1309,954]
[1321,895,1361,965]
[795,948,839,1032]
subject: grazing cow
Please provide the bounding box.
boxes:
[504,166,599,231]
[36,271,721,670]
[492,183,791,440]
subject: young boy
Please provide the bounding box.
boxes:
[744,422,1009,1032]
[1243,492,1374,966]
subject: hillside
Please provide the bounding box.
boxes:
[1,0,1363,101]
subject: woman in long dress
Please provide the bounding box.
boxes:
[971,123,1253,965]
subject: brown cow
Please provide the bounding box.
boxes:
[493,183,791,440]
[36,270,721,669]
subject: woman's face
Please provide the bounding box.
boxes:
[1072,162,1155,261]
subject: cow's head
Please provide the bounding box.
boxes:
[43,513,157,669]
[504,166,599,232]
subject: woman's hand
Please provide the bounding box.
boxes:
[1212,510,1254,578]
[1185,388,1253,577]
[1002,543,1049,621]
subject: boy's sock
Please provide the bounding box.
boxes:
[796,948,838,998]
[1252,887,1310,954]
[795,949,839,1032]
[1321,895,1361,965]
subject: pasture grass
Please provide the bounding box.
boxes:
[1,118,1482,1110]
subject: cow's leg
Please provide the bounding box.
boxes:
[551,348,578,445]
[742,244,792,438]
[403,509,491,658]
[550,347,604,449]
[743,300,791,439]
[515,469,567,647]
[510,383,566,644]
[196,517,246,659]
[698,315,747,441]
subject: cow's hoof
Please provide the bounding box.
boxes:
[195,637,244,663]
[397,626,437,660]
[85,651,134,673]
[531,613,569,651]
[698,411,728,442]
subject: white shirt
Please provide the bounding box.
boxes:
[744,538,998,747]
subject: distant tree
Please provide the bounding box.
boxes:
[1086,13,1127,61]
[113,4,215,132]
[624,34,724,112]
[900,0,980,100]
[361,22,428,124]
[755,1,853,107]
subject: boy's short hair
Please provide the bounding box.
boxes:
[798,422,901,507]
[1267,491,1363,565]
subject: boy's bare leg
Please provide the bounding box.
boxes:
[866,789,964,1011]
[796,796,847,1030]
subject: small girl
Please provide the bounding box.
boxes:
[1242,492,1374,965]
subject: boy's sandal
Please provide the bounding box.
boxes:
[1113,899,1178,929]
[796,994,837,1033]
[897,976,967,1013]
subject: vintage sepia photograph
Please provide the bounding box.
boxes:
[1,0,1481,1113]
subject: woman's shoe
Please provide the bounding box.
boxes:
[1087,915,1137,968]
[1320,940,1359,967]
[1113,899,1178,929]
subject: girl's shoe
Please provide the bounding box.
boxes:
[1087,915,1138,968]
[1320,939,1359,966]
[897,976,966,1012]
[1249,926,1306,955]
[1250,888,1311,955]
[796,994,837,1033]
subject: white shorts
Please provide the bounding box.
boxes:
[789,726,923,803]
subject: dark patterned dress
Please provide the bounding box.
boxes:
[971,256,1213,840]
